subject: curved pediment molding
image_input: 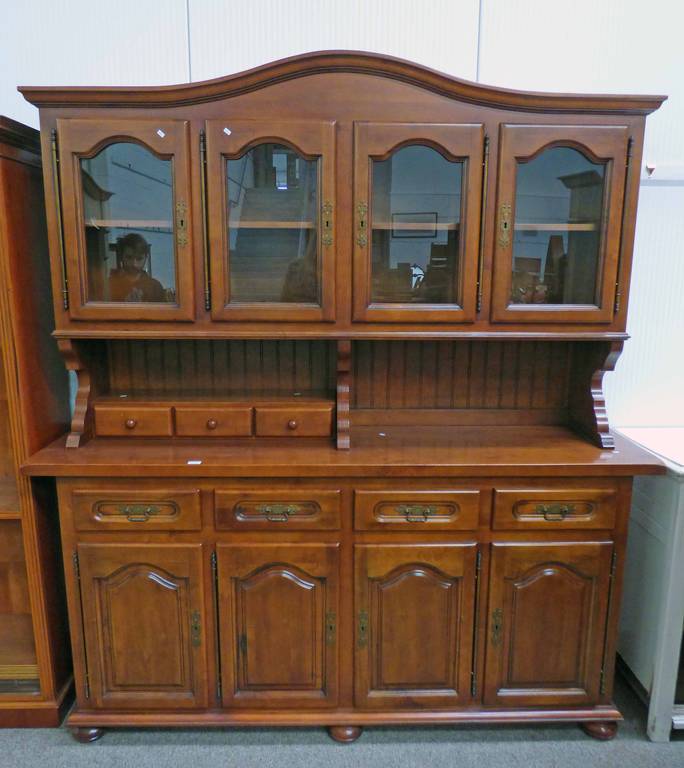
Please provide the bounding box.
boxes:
[19,50,666,114]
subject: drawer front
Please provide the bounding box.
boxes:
[254,405,333,437]
[354,490,481,531]
[94,405,173,437]
[492,487,618,530]
[71,487,202,531]
[215,489,341,530]
[175,406,253,437]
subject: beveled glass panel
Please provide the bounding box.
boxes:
[370,145,463,305]
[511,147,605,306]
[227,144,320,304]
[0,521,39,695]
[80,143,176,304]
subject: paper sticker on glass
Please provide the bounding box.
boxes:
[80,143,177,304]
[227,143,320,304]
[510,147,606,306]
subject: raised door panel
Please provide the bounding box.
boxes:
[353,122,484,323]
[491,124,628,323]
[77,543,208,709]
[355,543,477,708]
[206,120,336,322]
[56,119,195,321]
[217,543,339,708]
[484,542,613,707]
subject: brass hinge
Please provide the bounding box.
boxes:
[239,634,248,656]
[476,135,490,314]
[73,552,90,699]
[50,129,69,310]
[199,129,211,311]
[599,550,619,695]
[210,550,222,702]
[471,548,482,697]
[72,551,80,579]
[614,137,634,316]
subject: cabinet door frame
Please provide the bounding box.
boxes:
[483,541,613,707]
[217,543,339,708]
[354,542,477,709]
[491,124,629,324]
[56,118,195,321]
[76,542,208,710]
[353,122,484,323]
[206,120,336,322]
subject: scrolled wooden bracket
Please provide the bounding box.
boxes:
[568,340,624,450]
[57,339,97,448]
[336,339,351,450]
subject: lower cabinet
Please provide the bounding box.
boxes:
[354,543,477,708]
[483,542,614,707]
[217,543,339,708]
[76,543,208,709]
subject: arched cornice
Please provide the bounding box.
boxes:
[19,50,666,114]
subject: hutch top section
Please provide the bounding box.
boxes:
[20,51,665,340]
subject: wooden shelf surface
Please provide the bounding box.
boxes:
[0,614,37,672]
[230,220,316,229]
[21,426,665,479]
[515,222,598,232]
[85,218,172,230]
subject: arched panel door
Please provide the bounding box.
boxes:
[206,120,336,322]
[353,122,484,323]
[217,543,339,707]
[354,543,477,708]
[484,542,613,707]
[56,119,195,321]
[491,124,629,323]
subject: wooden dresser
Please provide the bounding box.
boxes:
[19,51,665,743]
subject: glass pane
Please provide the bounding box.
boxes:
[227,144,320,304]
[80,143,176,304]
[511,146,605,306]
[370,145,463,305]
[0,521,39,695]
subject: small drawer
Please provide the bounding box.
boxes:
[71,487,202,531]
[215,489,341,530]
[94,404,173,437]
[354,490,481,531]
[254,405,333,437]
[492,487,618,530]
[175,405,253,437]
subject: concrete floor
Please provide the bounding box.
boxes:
[1,677,683,768]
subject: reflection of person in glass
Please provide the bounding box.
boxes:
[109,233,166,302]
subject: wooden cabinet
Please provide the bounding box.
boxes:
[217,543,339,707]
[354,543,477,708]
[484,542,614,707]
[76,543,208,709]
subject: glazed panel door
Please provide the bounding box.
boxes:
[206,120,336,322]
[217,543,339,707]
[353,122,484,322]
[76,543,208,709]
[491,124,629,323]
[354,543,477,708]
[57,119,195,321]
[484,542,613,706]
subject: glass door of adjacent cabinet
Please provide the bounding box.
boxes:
[491,124,629,323]
[206,120,336,321]
[57,119,195,321]
[352,123,484,323]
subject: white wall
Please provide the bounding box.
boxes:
[1,0,681,427]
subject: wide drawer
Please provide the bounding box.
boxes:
[70,487,202,531]
[492,487,618,530]
[215,489,341,530]
[254,405,333,437]
[94,404,173,437]
[354,490,481,530]
[175,405,253,437]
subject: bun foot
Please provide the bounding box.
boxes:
[580,721,618,741]
[328,725,362,743]
[70,727,105,743]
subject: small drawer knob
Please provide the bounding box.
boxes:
[206,418,218,430]
[125,418,137,430]
[287,420,298,431]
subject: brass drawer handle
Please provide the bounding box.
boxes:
[491,608,503,647]
[396,504,436,522]
[356,201,368,247]
[125,418,137,430]
[498,203,512,247]
[117,504,162,522]
[256,503,299,522]
[536,503,576,522]
[287,419,298,431]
